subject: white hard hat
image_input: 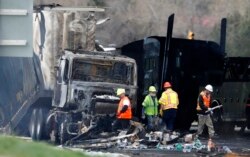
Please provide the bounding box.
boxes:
[117,88,125,96]
[205,84,213,92]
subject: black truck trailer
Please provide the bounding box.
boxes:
[121,14,250,132]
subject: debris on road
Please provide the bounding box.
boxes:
[60,120,243,157]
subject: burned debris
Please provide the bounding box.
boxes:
[58,119,235,157]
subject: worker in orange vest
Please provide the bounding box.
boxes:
[112,88,132,131]
[196,84,215,139]
[159,82,179,132]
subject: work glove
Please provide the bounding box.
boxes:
[207,108,213,114]
[159,109,163,117]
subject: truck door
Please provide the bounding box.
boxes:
[53,58,69,108]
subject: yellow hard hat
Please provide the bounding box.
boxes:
[149,86,157,92]
[117,88,125,96]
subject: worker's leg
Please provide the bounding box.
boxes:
[162,110,169,130]
[121,119,130,130]
[197,115,206,136]
[112,119,122,131]
[206,115,215,138]
[147,115,154,131]
[167,109,177,131]
[153,116,159,130]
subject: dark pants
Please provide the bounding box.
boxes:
[146,115,158,131]
[162,109,177,131]
[112,119,130,131]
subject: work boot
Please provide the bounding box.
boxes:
[163,128,171,133]
[211,133,219,139]
[197,134,207,140]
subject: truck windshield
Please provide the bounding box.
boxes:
[71,58,134,85]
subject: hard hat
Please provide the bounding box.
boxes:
[205,84,213,92]
[163,82,172,88]
[149,86,157,92]
[117,88,125,96]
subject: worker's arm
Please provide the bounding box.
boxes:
[120,105,128,113]
[120,99,130,113]
[142,95,148,107]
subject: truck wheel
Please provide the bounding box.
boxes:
[36,108,45,140]
[0,107,5,127]
[29,108,48,140]
[29,109,37,140]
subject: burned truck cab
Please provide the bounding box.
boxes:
[48,50,137,144]
[54,50,137,113]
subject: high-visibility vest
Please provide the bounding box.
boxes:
[159,88,179,110]
[196,91,211,110]
[117,96,132,119]
[142,95,158,116]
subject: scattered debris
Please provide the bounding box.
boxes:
[55,120,246,157]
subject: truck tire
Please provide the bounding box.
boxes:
[29,109,37,140]
[36,108,45,140]
[29,108,48,140]
[0,107,5,127]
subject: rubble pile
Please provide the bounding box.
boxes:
[66,120,234,156]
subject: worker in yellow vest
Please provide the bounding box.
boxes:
[112,88,132,131]
[142,86,159,131]
[196,84,215,139]
[159,82,179,132]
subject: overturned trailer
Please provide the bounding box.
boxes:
[121,14,250,132]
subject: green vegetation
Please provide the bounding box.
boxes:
[0,136,88,157]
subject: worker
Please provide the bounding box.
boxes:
[159,82,179,132]
[196,84,215,139]
[112,88,132,131]
[142,86,159,131]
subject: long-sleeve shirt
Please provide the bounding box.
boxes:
[142,95,159,116]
